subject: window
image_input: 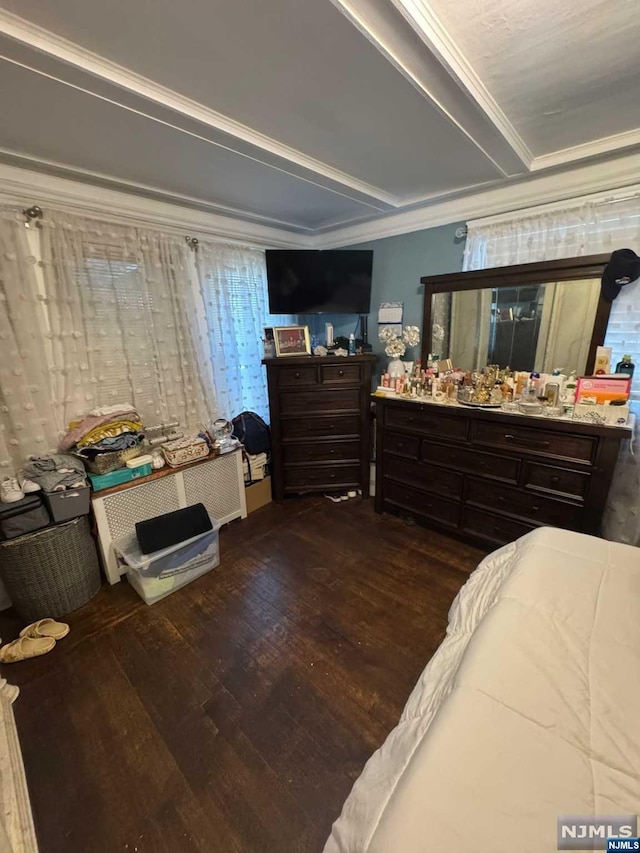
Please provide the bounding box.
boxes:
[196,242,290,422]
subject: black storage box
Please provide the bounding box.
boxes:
[0,494,50,540]
[135,502,212,554]
[43,486,91,524]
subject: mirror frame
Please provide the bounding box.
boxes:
[420,254,612,373]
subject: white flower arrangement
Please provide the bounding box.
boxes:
[402,325,420,348]
[379,324,421,358]
[385,338,406,358]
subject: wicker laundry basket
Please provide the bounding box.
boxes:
[0,517,101,621]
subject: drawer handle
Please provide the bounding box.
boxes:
[504,433,550,449]
[397,442,404,449]
[492,525,502,534]
[498,496,505,503]
[294,372,301,379]
[532,505,540,512]
[338,369,345,377]
[551,476,560,484]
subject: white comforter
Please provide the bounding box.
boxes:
[324,527,640,853]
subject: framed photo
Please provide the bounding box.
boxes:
[273,325,312,357]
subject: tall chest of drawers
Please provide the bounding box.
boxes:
[375,396,631,548]
[264,354,377,500]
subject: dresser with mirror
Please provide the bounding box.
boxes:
[375,255,633,547]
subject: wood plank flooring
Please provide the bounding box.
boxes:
[0,496,487,853]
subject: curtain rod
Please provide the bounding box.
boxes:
[14,200,265,253]
[467,184,640,229]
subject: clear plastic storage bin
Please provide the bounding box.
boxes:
[113,521,220,605]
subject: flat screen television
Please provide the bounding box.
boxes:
[266,250,373,314]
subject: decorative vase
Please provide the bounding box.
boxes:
[387,357,405,379]
[403,361,414,376]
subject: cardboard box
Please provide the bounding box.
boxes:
[245,476,272,513]
[575,376,631,404]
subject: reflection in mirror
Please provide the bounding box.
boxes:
[432,278,601,374]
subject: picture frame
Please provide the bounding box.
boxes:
[273,325,312,357]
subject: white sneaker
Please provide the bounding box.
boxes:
[1,477,25,504]
[17,472,40,494]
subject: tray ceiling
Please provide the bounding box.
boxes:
[0,0,638,239]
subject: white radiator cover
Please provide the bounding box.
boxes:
[92,450,247,584]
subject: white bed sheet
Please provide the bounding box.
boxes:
[323,527,640,853]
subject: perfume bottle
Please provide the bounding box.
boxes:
[616,354,635,378]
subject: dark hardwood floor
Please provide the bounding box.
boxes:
[0,497,487,853]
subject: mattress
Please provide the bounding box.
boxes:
[323,527,640,853]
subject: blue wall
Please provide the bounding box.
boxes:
[299,222,466,365]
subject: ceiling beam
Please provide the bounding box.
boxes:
[329,0,531,174]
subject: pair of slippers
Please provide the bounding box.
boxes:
[325,490,360,503]
[0,618,70,664]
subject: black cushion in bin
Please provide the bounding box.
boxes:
[0,494,50,540]
[135,503,213,555]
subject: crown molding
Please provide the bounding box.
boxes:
[388,0,533,168]
[0,9,398,209]
[4,141,640,253]
[0,161,313,249]
[531,126,640,171]
[315,148,640,247]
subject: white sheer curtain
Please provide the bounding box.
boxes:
[196,241,288,421]
[39,212,218,434]
[464,195,640,270]
[42,212,216,429]
[0,209,59,471]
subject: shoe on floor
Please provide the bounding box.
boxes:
[347,491,357,499]
[324,494,343,503]
[0,636,56,663]
[17,471,40,494]
[19,618,70,641]
[0,477,24,504]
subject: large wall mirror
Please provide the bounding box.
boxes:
[421,255,612,375]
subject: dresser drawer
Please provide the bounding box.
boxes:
[384,456,462,499]
[383,481,460,527]
[466,477,583,528]
[384,406,468,441]
[461,506,536,546]
[283,440,360,465]
[285,464,360,490]
[524,461,589,500]
[280,389,360,415]
[320,363,361,384]
[383,431,420,460]
[281,415,360,440]
[277,366,317,386]
[472,421,596,464]
[420,441,519,484]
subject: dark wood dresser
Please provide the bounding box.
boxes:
[264,354,377,500]
[374,396,631,548]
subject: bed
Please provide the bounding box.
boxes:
[323,527,640,853]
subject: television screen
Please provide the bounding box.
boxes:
[266,250,373,314]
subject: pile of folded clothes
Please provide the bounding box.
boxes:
[23,454,89,492]
[60,403,145,464]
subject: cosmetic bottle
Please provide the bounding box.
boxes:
[616,354,635,378]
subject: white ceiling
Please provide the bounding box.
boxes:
[0,0,639,239]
